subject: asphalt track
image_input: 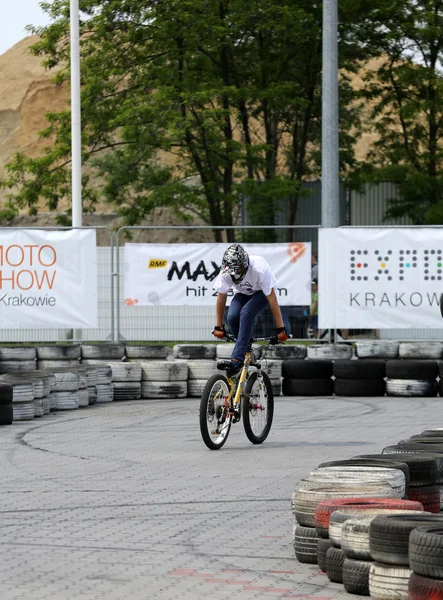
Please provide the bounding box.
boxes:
[0,394,439,599]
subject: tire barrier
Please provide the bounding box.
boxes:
[307,344,353,360]
[355,341,399,359]
[125,345,170,360]
[369,563,411,600]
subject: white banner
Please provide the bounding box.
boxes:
[0,229,97,328]
[319,228,443,328]
[124,242,312,306]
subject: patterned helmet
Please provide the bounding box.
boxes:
[221,244,249,283]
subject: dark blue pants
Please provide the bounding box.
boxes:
[227,292,269,362]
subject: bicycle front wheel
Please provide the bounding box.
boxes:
[242,371,274,444]
[199,374,232,450]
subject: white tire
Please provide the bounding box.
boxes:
[32,380,44,399]
[307,344,353,360]
[81,344,125,360]
[78,388,89,407]
[52,372,79,392]
[36,345,81,360]
[13,402,35,421]
[264,345,307,360]
[309,466,406,497]
[369,563,411,600]
[80,362,112,384]
[112,382,142,401]
[52,390,80,410]
[96,384,113,403]
[108,362,142,382]
[216,343,237,359]
[37,360,79,369]
[187,379,206,397]
[386,378,437,397]
[355,342,399,359]
[341,517,373,560]
[140,361,188,382]
[173,344,216,360]
[141,381,187,399]
[125,345,170,359]
[0,361,36,373]
[0,347,37,361]
[252,359,282,379]
[43,396,50,414]
[175,360,217,380]
[399,342,443,359]
[34,398,44,418]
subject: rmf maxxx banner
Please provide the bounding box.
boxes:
[124,243,312,306]
[319,227,443,328]
[0,229,97,328]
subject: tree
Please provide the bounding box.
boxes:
[0,0,366,239]
[356,0,443,224]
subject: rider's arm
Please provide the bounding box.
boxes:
[215,292,228,327]
[266,288,285,329]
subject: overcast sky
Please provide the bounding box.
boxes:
[0,0,51,57]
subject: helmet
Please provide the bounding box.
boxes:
[221,244,249,283]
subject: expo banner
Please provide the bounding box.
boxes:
[0,229,97,329]
[319,227,443,329]
[124,242,312,306]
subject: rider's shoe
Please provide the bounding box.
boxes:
[217,359,244,377]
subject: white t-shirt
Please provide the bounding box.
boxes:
[213,255,277,297]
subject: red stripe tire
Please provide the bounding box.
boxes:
[409,572,443,599]
[314,498,423,536]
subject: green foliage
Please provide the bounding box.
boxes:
[1,0,365,237]
[356,0,443,224]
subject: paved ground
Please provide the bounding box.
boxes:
[0,394,440,600]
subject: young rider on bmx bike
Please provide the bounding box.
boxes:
[212,244,289,374]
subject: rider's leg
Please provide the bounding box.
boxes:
[231,292,269,362]
[226,293,249,338]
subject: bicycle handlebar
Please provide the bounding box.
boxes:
[221,333,293,344]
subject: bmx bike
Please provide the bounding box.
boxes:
[199,334,278,450]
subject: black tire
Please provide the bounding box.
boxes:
[282,378,333,396]
[409,572,443,600]
[333,359,386,380]
[319,458,410,490]
[0,403,13,426]
[370,514,443,566]
[242,371,274,444]
[265,345,307,360]
[199,374,232,450]
[293,525,318,564]
[343,557,371,596]
[386,360,438,379]
[357,453,438,487]
[407,485,441,513]
[282,359,332,379]
[409,525,443,578]
[334,378,386,397]
[0,383,13,406]
[326,547,345,583]
[317,538,333,572]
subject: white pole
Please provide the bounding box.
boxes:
[321,0,340,228]
[70,0,82,227]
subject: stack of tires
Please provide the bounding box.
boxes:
[50,370,80,410]
[369,514,443,600]
[36,345,80,369]
[0,382,13,425]
[383,440,443,511]
[409,524,443,599]
[140,361,188,399]
[81,345,124,403]
[262,345,306,396]
[333,360,386,397]
[3,377,35,420]
[386,360,438,398]
[109,362,142,401]
[182,360,218,398]
[282,359,333,396]
[0,346,36,374]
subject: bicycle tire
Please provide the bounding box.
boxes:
[242,371,274,444]
[199,374,232,450]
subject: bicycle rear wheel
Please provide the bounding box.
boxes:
[242,371,274,444]
[199,374,232,450]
